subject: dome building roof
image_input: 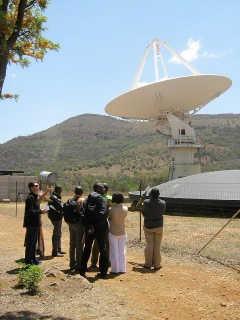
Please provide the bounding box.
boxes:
[156,170,240,201]
[129,170,240,216]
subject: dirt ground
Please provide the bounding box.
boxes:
[0,204,239,320]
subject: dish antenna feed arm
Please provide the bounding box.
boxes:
[131,39,201,90]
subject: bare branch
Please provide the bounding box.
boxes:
[26,0,37,10]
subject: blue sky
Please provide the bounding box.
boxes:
[0,0,239,143]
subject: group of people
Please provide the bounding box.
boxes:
[23,181,129,278]
[23,181,166,277]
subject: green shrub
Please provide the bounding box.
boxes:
[18,264,43,295]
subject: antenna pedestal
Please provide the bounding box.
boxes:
[166,114,203,181]
[168,156,202,181]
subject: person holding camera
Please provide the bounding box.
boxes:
[47,186,65,257]
[80,182,109,278]
[142,187,166,270]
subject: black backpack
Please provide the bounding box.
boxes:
[47,195,63,221]
[80,195,106,228]
[62,199,80,224]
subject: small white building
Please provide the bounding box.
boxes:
[0,173,37,202]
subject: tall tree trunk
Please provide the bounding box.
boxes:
[0,54,8,96]
[0,0,27,96]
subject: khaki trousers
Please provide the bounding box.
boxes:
[69,220,84,269]
[143,226,163,268]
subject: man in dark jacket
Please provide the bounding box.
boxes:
[47,186,65,257]
[142,187,166,270]
[23,182,46,265]
[80,182,109,278]
[90,182,112,268]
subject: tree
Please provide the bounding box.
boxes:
[0,0,59,99]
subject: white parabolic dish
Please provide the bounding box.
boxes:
[105,75,232,120]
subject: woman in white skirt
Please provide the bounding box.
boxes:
[108,193,128,274]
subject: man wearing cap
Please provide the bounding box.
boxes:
[142,187,166,270]
[23,182,47,265]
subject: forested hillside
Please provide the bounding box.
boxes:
[0,113,239,191]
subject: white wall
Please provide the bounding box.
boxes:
[0,176,37,201]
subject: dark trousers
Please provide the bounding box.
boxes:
[25,226,39,264]
[51,219,62,255]
[91,230,110,266]
[81,225,108,276]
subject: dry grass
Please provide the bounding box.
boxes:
[0,200,240,320]
[1,200,239,268]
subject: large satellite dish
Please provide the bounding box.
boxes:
[105,74,231,120]
[105,39,232,181]
[105,39,232,119]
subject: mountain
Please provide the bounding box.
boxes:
[0,113,239,191]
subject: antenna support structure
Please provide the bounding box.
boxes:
[133,39,203,181]
[105,39,232,181]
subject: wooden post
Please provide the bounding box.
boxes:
[15,181,17,217]
[139,181,142,242]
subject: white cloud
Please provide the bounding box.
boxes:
[11,73,18,77]
[222,48,233,56]
[169,39,233,64]
[202,51,220,58]
[202,47,233,59]
[170,39,201,64]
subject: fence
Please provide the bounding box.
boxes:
[1,199,239,271]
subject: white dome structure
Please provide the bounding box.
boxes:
[129,170,240,217]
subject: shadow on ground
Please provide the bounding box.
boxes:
[0,310,70,320]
